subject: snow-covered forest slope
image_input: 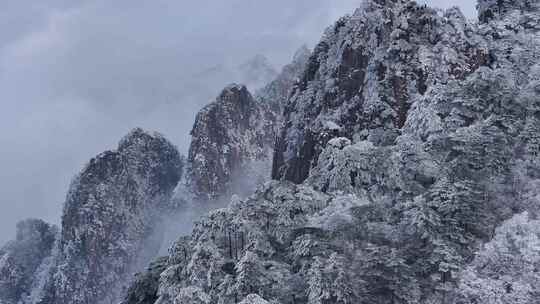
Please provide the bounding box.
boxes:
[130,1,540,304]
[2,0,540,304]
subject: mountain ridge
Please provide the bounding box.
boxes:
[2,1,540,303]
[124,1,540,303]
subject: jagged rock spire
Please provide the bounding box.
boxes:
[188,84,275,201]
[183,46,310,203]
[272,0,488,184]
[122,0,540,303]
[50,128,182,304]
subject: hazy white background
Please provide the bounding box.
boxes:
[0,0,476,244]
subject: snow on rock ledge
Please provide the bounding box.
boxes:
[239,294,271,304]
[327,137,351,149]
[46,128,183,304]
[272,0,490,184]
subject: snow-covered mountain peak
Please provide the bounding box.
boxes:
[218,84,252,103]
[187,82,275,201]
[4,1,540,304]
[273,0,488,184]
[184,48,310,203]
[118,127,164,150]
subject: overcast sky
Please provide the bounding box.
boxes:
[0,0,476,244]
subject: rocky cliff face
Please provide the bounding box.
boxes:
[45,128,182,304]
[0,129,185,304]
[272,0,490,183]
[187,84,276,201]
[4,1,540,303]
[0,219,58,304]
[124,1,540,304]
[0,45,306,304]
[187,48,309,202]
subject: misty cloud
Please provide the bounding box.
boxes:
[0,0,477,244]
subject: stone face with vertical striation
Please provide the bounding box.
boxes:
[184,46,311,202]
[6,1,540,304]
[125,1,540,304]
[272,0,490,184]
[186,46,310,202]
[46,128,182,304]
[188,84,276,201]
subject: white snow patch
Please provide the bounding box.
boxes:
[324,120,342,131]
[239,294,271,304]
[309,194,369,230]
[328,137,351,149]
